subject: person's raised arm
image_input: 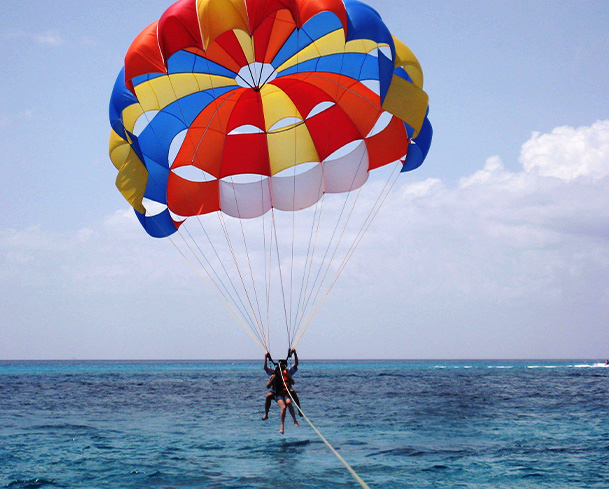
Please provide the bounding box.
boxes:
[291,349,299,368]
[264,352,272,374]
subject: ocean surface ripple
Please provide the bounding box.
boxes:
[1,360,608,488]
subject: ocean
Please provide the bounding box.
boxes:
[1,360,608,488]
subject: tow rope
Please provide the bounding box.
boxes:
[279,368,371,489]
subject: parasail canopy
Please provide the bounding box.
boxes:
[109,0,432,355]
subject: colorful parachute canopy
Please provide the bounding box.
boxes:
[109,0,432,353]
[109,0,432,238]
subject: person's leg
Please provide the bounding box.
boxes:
[262,392,273,420]
[291,390,302,416]
[285,398,299,427]
[277,399,287,434]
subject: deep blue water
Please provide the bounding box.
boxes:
[1,360,608,488]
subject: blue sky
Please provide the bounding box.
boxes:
[1,1,608,359]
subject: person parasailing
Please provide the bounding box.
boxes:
[262,349,302,420]
[263,351,300,434]
[270,360,299,434]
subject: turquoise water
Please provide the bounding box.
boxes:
[1,360,608,488]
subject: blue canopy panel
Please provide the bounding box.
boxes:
[165,49,196,74]
[164,50,240,78]
[271,11,343,69]
[301,11,344,41]
[109,68,138,140]
[123,130,146,167]
[403,122,415,140]
[277,52,376,81]
[135,85,239,169]
[137,112,186,169]
[394,66,413,84]
[343,0,395,103]
[135,208,178,238]
[142,157,170,204]
[130,73,165,87]
[403,114,433,172]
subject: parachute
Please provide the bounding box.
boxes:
[109,0,432,355]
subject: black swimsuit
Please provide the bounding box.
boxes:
[273,369,292,399]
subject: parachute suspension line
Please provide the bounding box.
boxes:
[177,222,259,333]
[289,40,351,340]
[228,174,267,346]
[139,195,266,349]
[292,36,394,340]
[286,24,338,346]
[266,225,274,350]
[292,183,325,335]
[292,68,392,342]
[155,63,269,346]
[251,67,270,344]
[279,374,370,489]
[242,42,268,375]
[253,89,272,352]
[167,234,267,353]
[190,64,266,343]
[245,27,270,344]
[285,24,302,347]
[289,109,299,343]
[293,179,354,333]
[294,162,402,348]
[160,55,267,349]
[270,206,292,348]
[338,164,402,292]
[249,23,273,357]
[202,62,269,348]
[293,178,328,334]
[173,227,267,347]
[291,185,328,334]
[266,199,278,352]
[294,138,371,333]
[129,74,266,347]
[216,208,269,349]
[260,177,272,353]
[136,188,265,350]
[188,217,259,331]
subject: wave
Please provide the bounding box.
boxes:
[526,362,609,369]
[431,362,609,370]
[6,479,57,488]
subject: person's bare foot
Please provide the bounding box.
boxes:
[262,414,268,420]
[280,426,284,434]
[294,421,299,427]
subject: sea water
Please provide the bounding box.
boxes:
[1,360,608,488]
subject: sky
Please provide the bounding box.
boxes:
[1,0,608,360]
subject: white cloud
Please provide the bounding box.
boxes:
[19,109,35,120]
[401,178,443,199]
[343,120,609,357]
[0,212,183,292]
[2,30,65,47]
[33,30,65,47]
[0,108,36,130]
[520,120,609,180]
